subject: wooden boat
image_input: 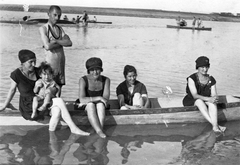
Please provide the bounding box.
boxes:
[28,19,112,24]
[85,20,112,24]
[0,20,39,25]
[167,25,212,31]
[0,95,239,126]
[28,19,75,24]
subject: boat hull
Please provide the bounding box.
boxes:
[28,19,112,24]
[0,20,39,25]
[167,25,212,31]
[0,95,239,126]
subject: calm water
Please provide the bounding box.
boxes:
[0,121,240,165]
[0,10,240,164]
[1,11,240,104]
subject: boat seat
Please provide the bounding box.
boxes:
[156,97,183,108]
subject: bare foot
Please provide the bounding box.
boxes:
[71,128,90,136]
[31,112,38,119]
[213,127,221,133]
[219,126,226,132]
[97,131,106,138]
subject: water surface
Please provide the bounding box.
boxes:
[1,10,240,105]
[0,10,240,165]
[0,121,240,165]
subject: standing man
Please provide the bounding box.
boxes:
[81,11,89,26]
[192,16,197,29]
[39,5,72,96]
[197,18,202,28]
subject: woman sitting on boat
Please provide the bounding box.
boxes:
[0,49,89,136]
[116,65,150,110]
[77,57,110,138]
[182,56,226,133]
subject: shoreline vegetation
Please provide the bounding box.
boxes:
[0,4,240,23]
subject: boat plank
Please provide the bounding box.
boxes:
[167,25,212,31]
[0,95,239,126]
[28,19,112,24]
[0,20,39,24]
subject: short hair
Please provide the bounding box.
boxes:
[39,62,54,75]
[123,65,137,78]
[49,5,61,13]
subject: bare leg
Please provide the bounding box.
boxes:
[206,102,226,132]
[195,99,220,132]
[38,93,51,111]
[49,131,59,157]
[120,106,129,110]
[49,106,61,131]
[31,96,39,119]
[96,103,106,129]
[50,98,89,136]
[206,102,218,127]
[86,103,106,138]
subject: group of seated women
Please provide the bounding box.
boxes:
[75,57,150,138]
[0,49,226,138]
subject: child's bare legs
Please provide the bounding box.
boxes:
[38,88,57,111]
[38,93,51,111]
[31,96,40,119]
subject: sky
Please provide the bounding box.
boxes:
[0,0,239,14]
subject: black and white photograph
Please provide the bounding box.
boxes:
[0,0,240,164]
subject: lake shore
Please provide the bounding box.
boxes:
[1,4,240,23]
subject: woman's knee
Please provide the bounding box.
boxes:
[52,98,66,107]
[96,102,105,110]
[133,93,143,106]
[86,103,96,111]
[51,107,61,118]
[120,106,129,110]
[206,102,217,110]
[194,99,205,105]
[194,99,207,109]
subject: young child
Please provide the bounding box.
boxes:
[31,62,60,119]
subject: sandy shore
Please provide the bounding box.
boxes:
[0,4,240,22]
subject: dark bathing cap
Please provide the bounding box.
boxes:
[86,57,103,71]
[18,49,36,63]
[195,56,210,69]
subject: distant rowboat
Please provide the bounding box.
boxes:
[28,19,75,24]
[0,20,39,25]
[167,25,212,31]
[0,95,239,126]
[28,19,112,24]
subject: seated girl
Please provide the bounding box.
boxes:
[116,65,150,110]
